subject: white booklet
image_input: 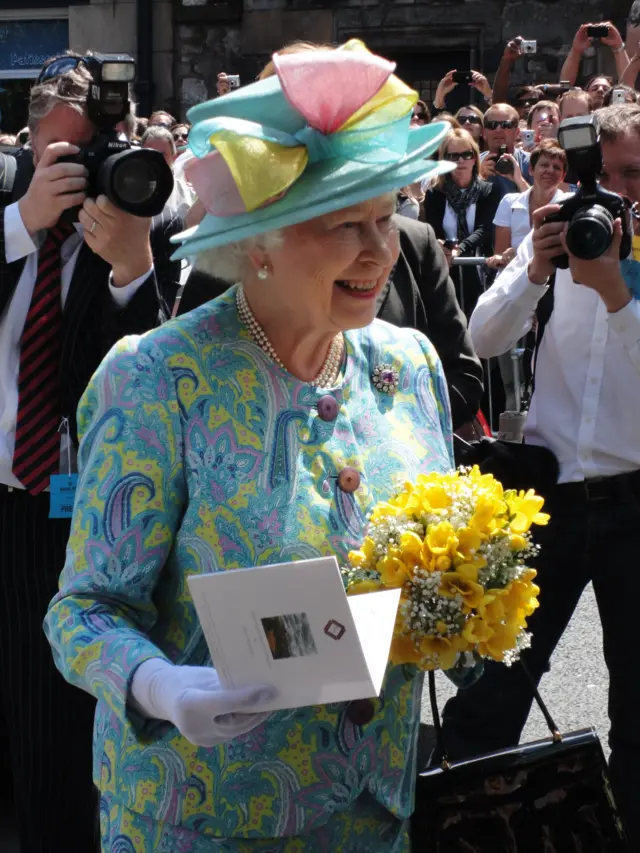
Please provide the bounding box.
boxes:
[188,556,400,712]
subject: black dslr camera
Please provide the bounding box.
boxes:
[53,53,173,217]
[545,114,631,268]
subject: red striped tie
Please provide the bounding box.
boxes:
[12,221,75,495]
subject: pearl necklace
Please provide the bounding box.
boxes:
[236,285,344,388]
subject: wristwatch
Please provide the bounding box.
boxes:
[613,42,626,53]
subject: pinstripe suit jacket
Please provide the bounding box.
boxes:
[0,149,180,443]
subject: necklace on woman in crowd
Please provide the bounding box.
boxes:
[236,285,344,388]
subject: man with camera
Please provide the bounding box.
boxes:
[480,103,532,196]
[438,104,640,848]
[0,53,179,852]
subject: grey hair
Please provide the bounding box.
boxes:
[141,125,176,156]
[195,230,284,283]
[28,59,92,134]
[596,104,640,141]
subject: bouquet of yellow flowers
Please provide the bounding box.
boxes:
[342,467,549,671]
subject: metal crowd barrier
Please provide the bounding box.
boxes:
[450,256,526,434]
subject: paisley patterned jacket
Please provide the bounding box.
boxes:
[45,287,453,839]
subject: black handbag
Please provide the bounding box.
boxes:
[411,665,629,852]
[453,434,560,497]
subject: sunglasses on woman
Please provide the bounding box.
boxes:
[443,150,475,161]
[458,115,482,126]
[484,119,517,130]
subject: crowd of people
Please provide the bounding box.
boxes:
[0,15,639,853]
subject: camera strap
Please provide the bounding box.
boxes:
[523,273,555,406]
[0,151,17,200]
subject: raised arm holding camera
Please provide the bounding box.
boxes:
[432,69,492,113]
[0,52,179,853]
[491,36,537,105]
[560,22,630,88]
[438,105,640,850]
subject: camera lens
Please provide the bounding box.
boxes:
[113,157,157,205]
[98,148,174,217]
[565,204,614,260]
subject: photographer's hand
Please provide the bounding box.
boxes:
[433,71,458,109]
[480,156,497,180]
[80,195,153,288]
[502,154,529,191]
[563,218,632,313]
[504,37,524,62]
[601,22,624,51]
[471,71,493,101]
[528,204,566,284]
[216,73,231,97]
[573,24,593,54]
[19,143,88,236]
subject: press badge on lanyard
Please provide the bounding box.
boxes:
[49,417,78,519]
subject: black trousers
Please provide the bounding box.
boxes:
[439,474,640,849]
[0,486,97,853]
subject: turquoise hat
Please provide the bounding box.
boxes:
[171,41,453,259]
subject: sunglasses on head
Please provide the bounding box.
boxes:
[444,150,475,161]
[38,56,84,83]
[458,115,482,126]
[484,119,517,130]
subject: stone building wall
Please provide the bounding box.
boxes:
[174,0,633,117]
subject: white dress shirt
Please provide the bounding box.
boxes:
[0,202,152,488]
[469,234,640,484]
[443,202,476,243]
[493,187,569,251]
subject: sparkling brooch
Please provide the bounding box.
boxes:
[372,364,399,394]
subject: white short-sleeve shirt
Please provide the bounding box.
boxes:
[493,187,569,250]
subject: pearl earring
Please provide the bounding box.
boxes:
[257,266,269,281]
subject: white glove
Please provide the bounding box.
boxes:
[130,658,276,747]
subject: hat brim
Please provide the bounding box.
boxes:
[171,121,453,259]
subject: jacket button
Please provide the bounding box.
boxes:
[347,699,375,726]
[338,467,360,493]
[317,394,339,422]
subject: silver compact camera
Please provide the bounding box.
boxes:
[521,40,537,54]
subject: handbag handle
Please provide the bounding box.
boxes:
[428,659,562,770]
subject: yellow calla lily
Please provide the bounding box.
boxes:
[506,489,550,533]
[390,634,423,665]
[400,530,426,565]
[456,528,483,560]
[426,521,458,556]
[377,555,410,588]
[479,623,520,662]
[420,634,469,670]
[439,573,485,610]
[347,579,384,595]
[462,616,494,645]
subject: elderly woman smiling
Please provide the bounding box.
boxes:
[45,42,454,852]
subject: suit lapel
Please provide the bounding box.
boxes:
[60,242,109,370]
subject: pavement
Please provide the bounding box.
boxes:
[0,584,607,851]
